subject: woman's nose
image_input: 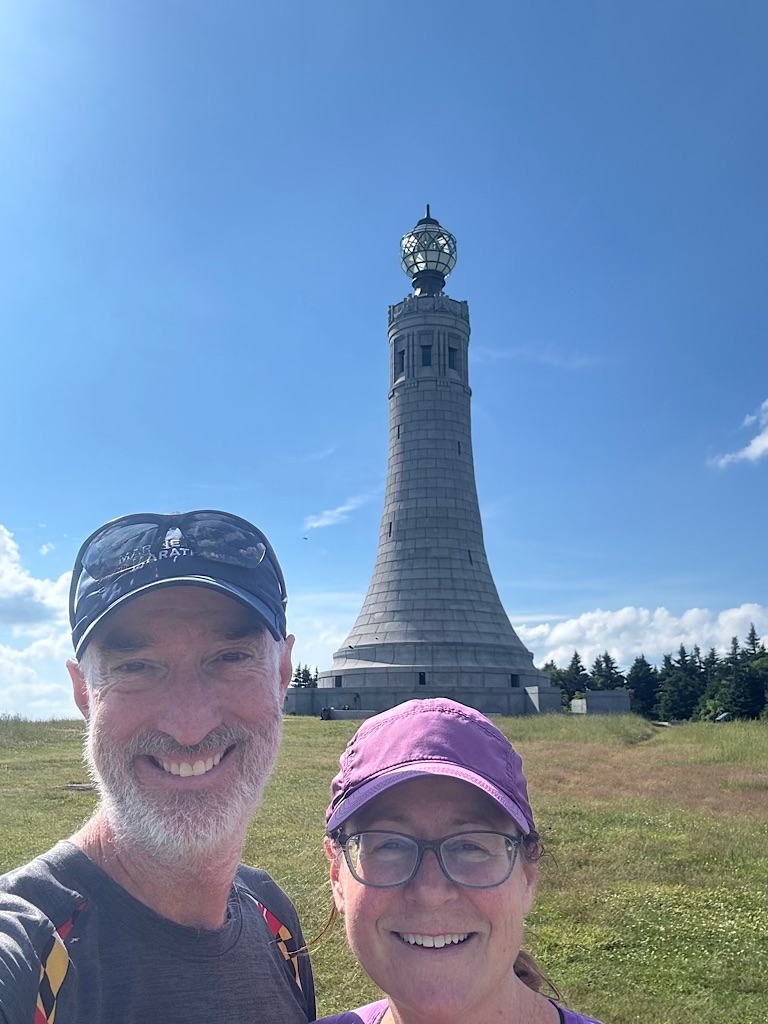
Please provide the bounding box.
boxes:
[406,848,458,905]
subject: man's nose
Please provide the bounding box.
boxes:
[153,668,223,748]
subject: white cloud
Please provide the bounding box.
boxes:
[710,398,768,468]
[304,447,336,462]
[0,525,69,629]
[0,524,74,717]
[303,493,373,531]
[39,542,55,556]
[473,344,604,371]
[0,631,76,719]
[515,603,768,670]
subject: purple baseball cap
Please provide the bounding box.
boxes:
[326,698,536,835]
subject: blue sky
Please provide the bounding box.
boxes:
[1,1,767,718]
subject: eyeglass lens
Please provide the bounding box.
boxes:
[344,831,519,888]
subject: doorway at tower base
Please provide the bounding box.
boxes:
[283,684,564,717]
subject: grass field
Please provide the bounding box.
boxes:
[1,713,767,1023]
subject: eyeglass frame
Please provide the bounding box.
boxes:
[68,509,288,635]
[331,829,524,890]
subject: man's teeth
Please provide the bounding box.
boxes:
[399,933,469,948]
[159,753,223,777]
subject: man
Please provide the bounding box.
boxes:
[0,510,315,1023]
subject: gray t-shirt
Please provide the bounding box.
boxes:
[0,841,315,1024]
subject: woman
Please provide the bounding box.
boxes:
[317,697,603,1024]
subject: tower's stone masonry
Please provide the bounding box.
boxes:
[306,211,558,715]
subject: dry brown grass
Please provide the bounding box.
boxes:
[522,737,768,819]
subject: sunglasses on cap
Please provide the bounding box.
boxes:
[69,510,287,655]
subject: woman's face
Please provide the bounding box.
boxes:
[328,775,537,1022]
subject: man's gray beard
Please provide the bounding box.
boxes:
[84,714,282,868]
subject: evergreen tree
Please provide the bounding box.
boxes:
[560,651,590,700]
[718,636,765,718]
[656,654,676,720]
[589,654,605,689]
[291,663,304,687]
[737,628,767,717]
[595,651,625,690]
[750,654,768,718]
[694,648,725,720]
[702,647,720,687]
[744,623,765,659]
[542,660,570,708]
[626,655,658,718]
[657,646,703,721]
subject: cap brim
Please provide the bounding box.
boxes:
[326,761,532,836]
[74,576,283,658]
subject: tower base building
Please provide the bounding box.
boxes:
[288,210,560,717]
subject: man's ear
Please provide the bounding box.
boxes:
[278,634,296,700]
[325,836,346,916]
[67,659,91,721]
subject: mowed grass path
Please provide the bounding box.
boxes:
[1,714,766,1023]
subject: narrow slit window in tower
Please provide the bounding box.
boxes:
[395,350,405,377]
[448,347,457,370]
[397,424,400,439]
[335,676,343,688]
[388,521,392,537]
[510,674,520,687]
[418,672,426,686]
[457,440,461,454]
[468,549,473,564]
[421,345,432,367]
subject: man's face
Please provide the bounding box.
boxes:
[69,586,293,865]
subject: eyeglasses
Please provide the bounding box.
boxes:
[334,830,523,889]
[69,510,287,645]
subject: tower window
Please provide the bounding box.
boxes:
[395,350,405,377]
[335,676,343,688]
[510,674,520,687]
[388,521,392,537]
[467,549,473,564]
[418,672,426,686]
[421,346,432,367]
[457,440,461,454]
[448,347,457,370]
[397,424,400,439]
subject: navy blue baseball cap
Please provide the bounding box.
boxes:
[69,510,287,657]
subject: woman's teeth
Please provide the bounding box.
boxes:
[398,932,470,948]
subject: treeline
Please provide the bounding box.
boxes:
[543,623,768,721]
[291,663,319,687]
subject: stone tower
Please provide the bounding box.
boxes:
[313,209,555,715]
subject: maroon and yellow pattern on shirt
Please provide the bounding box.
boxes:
[34,904,85,1023]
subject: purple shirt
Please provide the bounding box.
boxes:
[317,998,604,1023]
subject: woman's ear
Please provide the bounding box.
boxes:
[520,859,538,917]
[325,836,346,915]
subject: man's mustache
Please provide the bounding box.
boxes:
[126,725,254,760]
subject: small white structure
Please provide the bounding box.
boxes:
[570,690,631,714]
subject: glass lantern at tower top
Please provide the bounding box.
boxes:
[400,206,458,296]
